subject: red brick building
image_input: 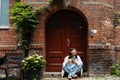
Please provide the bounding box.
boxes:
[0,0,120,76]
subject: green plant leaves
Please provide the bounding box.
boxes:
[10,2,39,53]
[48,0,64,5]
[111,62,120,76]
[22,54,46,71]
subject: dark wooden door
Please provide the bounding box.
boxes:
[46,10,87,72]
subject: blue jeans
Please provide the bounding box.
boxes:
[63,65,82,77]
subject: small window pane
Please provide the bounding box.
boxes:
[0,0,9,29]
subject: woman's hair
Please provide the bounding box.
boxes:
[68,48,77,59]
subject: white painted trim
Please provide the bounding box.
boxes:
[44,72,61,74]
[0,45,16,47]
[28,2,49,5]
[0,26,9,29]
[83,1,113,8]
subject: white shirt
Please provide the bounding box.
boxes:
[62,55,83,68]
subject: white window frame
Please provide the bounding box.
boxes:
[0,0,9,29]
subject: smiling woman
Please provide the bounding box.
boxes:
[0,0,9,29]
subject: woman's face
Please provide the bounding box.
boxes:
[71,49,77,56]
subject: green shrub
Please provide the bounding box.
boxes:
[22,54,46,71]
[111,62,120,76]
[10,2,40,56]
[49,0,63,5]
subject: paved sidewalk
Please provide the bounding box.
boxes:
[42,76,120,80]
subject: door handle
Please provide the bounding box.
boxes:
[67,38,70,47]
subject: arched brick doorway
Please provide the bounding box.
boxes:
[46,9,88,72]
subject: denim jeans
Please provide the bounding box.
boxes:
[63,65,82,77]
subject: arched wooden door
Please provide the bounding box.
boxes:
[46,10,88,72]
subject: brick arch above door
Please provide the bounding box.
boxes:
[45,9,88,72]
[45,6,88,27]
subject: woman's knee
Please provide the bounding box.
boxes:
[63,67,68,72]
[76,65,82,71]
[78,65,82,69]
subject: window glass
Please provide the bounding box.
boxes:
[0,0,9,29]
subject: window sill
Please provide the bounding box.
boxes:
[0,26,9,30]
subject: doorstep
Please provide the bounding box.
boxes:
[44,72,88,77]
[42,76,120,80]
[42,77,82,80]
[44,72,61,77]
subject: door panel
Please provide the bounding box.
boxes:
[46,10,87,72]
[69,13,87,70]
[46,33,63,71]
[47,34,62,51]
[46,13,63,72]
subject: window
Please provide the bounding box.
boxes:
[0,0,9,29]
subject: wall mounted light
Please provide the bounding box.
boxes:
[90,29,97,36]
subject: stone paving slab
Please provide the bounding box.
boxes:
[42,76,120,80]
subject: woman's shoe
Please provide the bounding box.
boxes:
[68,78,72,80]
[68,75,72,80]
[72,74,78,79]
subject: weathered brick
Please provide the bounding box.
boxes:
[0,0,120,76]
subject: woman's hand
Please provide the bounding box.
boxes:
[66,59,71,64]
[72,60,77,64]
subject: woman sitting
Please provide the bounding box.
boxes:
[62,48,83,80]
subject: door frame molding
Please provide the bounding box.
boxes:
[45,7,89,72]
[45,7,88,28]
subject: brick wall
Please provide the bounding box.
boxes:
[0,0,120,76]
[89,49,114,75]
[114,0,120,63]
[115,27,120,63]
[28,0,116,75]
[0,0,17,51]
[89,44,115,75]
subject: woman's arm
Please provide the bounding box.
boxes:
[77,56,83,66]
[62,56,70,68]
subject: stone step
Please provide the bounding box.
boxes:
[44,72,61,77]
[44,72,88,77]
